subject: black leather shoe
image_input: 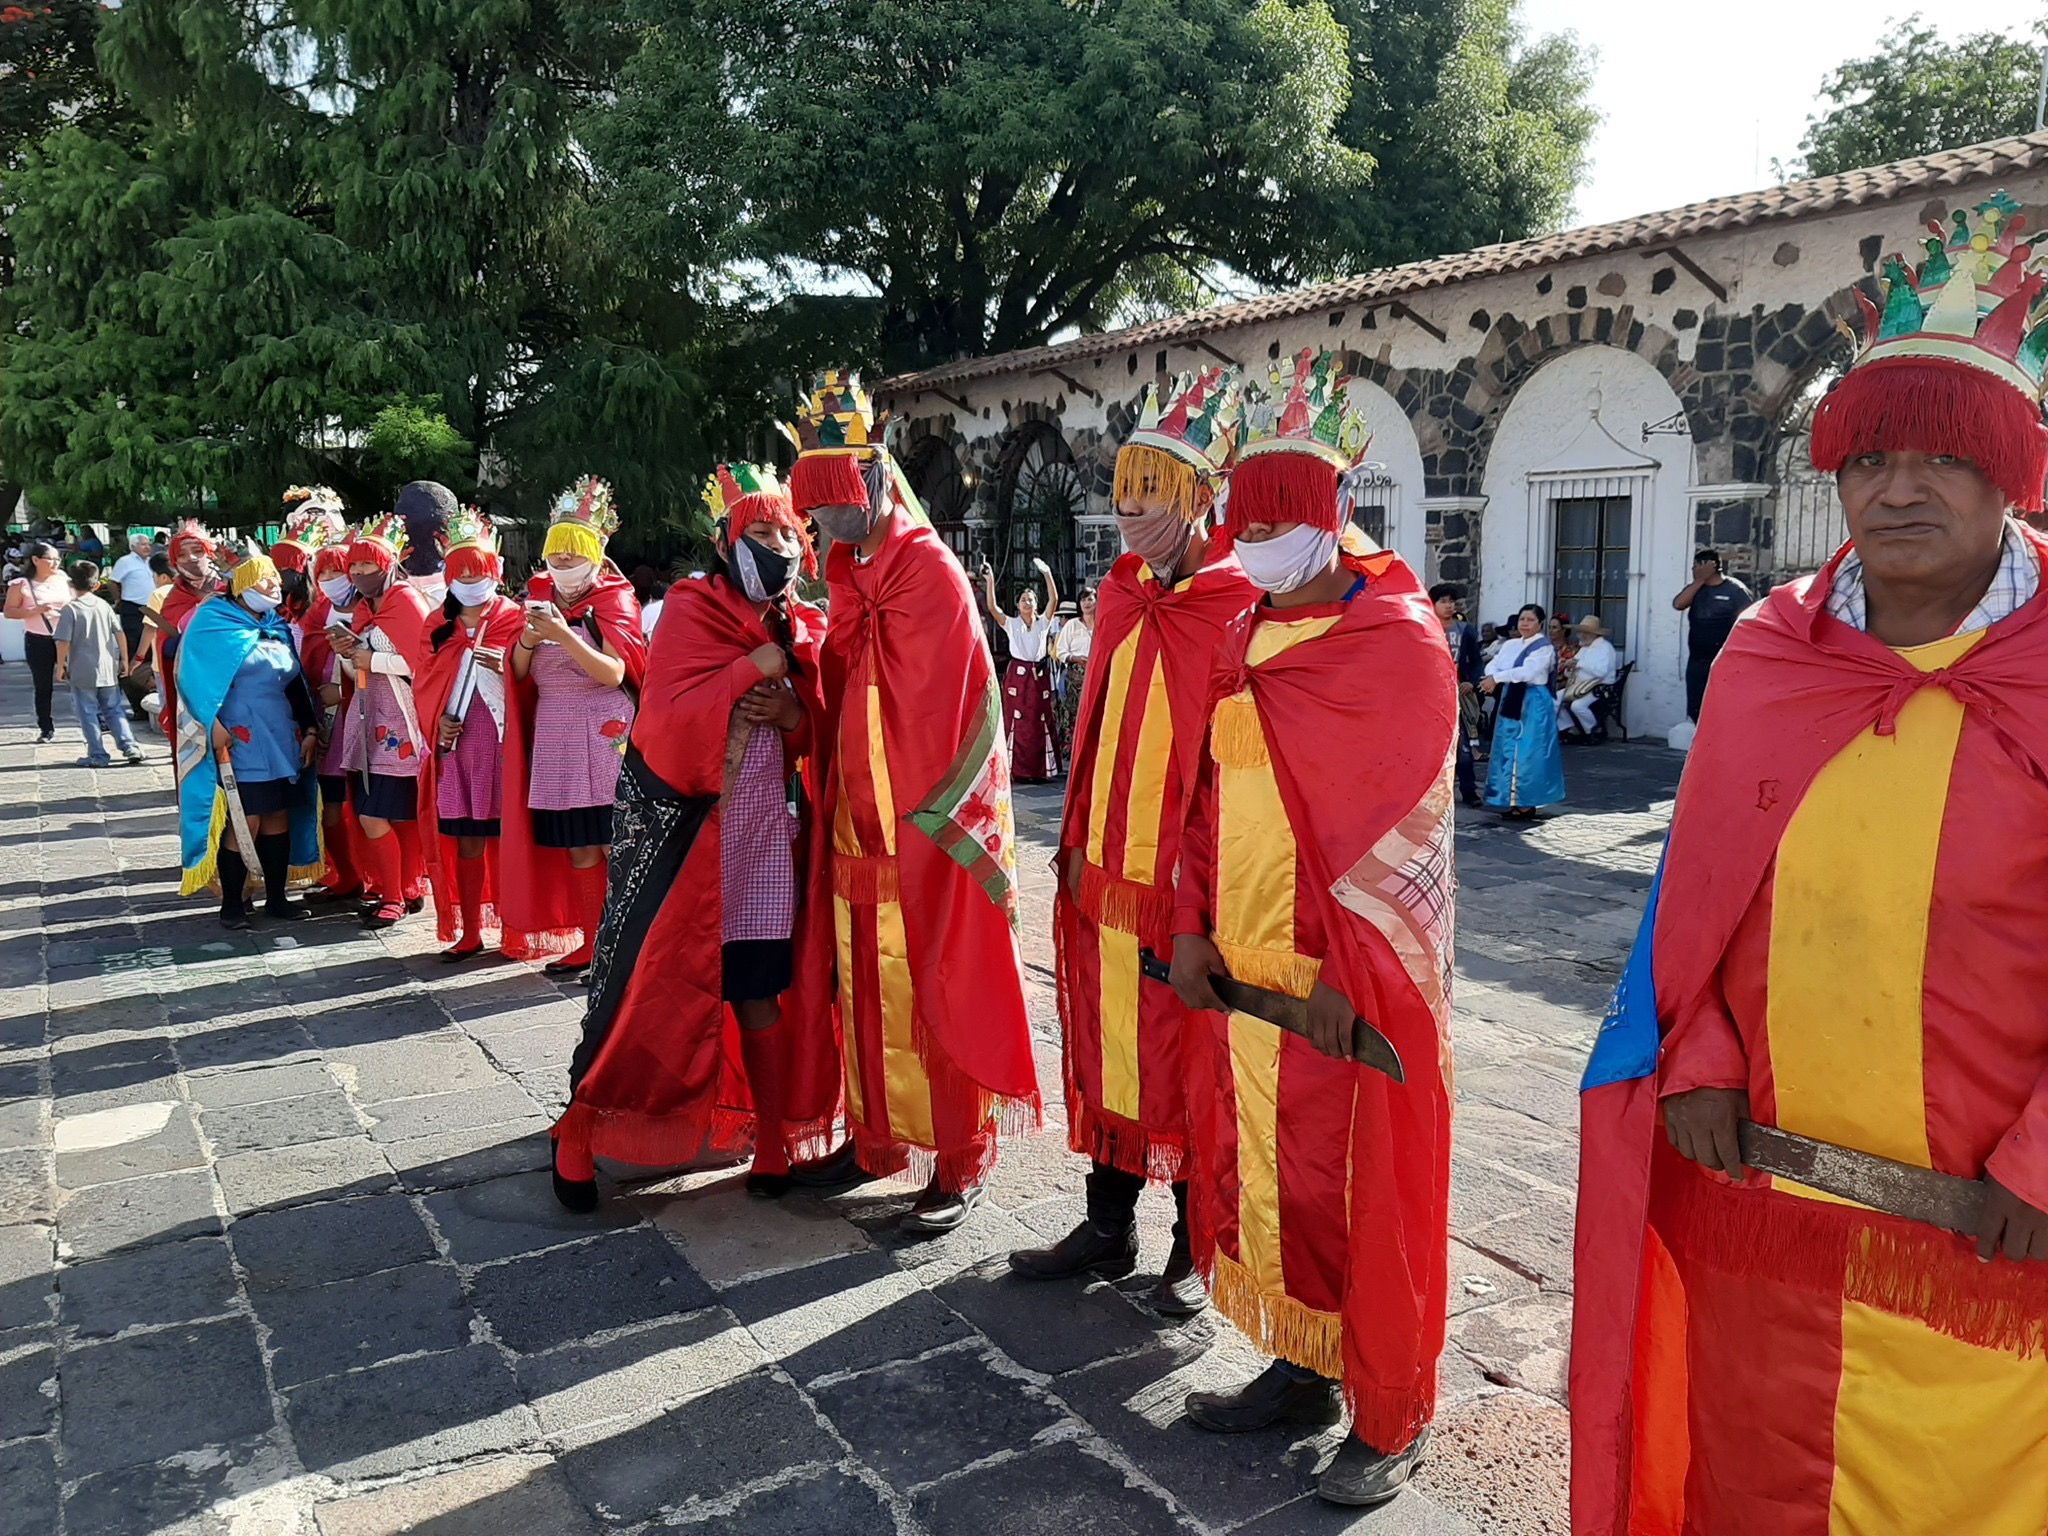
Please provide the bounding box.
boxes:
[1317,1427,1432,1507]
[1146,1233,1208,1317]
[1185,1361,1343,1434]
[551,1144,599,1213]
[746,1171,793,1200]
[263,899,312,922]
[788,1142,875,1190]
[1008,1219,1138,1282]
[900,1180,984,1235]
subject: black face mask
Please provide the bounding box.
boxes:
[726,534,798,602]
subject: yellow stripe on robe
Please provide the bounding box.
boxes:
[1085,624,1145,868]
[1214,612,1339,1298]
[1097,646,1172,1122]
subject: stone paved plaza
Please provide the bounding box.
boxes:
[0,682,1680,1536]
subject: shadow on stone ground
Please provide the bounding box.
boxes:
[0,683,1682,1534]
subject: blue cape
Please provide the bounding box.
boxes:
[175,597,321,893]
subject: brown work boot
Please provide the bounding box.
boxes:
[1009,1219,1139,1281]
[1185,1361,1342,1433]
[1317,1427,1431,1506]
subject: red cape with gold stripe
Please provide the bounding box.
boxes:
[821,508,1041,1166]
[412,595,527,947]
[553,574,841,1166]
[496,563,646,953]
[1181,549,1458,1452]
[1054,546,1257,1178]
[1571,527,2048,1535]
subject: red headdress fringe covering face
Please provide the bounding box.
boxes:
[1810,193,2048,513]
[708,463,816,578]
[782,370,884,516]
[1224,347,1371,536]
[442,505,503,583]
[346,510,408,573]
[167,519,216,564]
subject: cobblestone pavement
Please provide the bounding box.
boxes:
[0,682,1680,1536]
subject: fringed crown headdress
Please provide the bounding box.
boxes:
[1812,192,2048,511]
[545,476,618,562]
[706,462,817,578]
[1114,367,1244,523]
[347,509,410,571]
[781,370,894,515]
[167,519,216,562]
[443,505,502,579]
[272,490,347,573]
[1226,348,1372,534]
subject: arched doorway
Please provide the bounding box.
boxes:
[993,421,1082,597]
[1760,368,1849,591]
[901,437,978,567]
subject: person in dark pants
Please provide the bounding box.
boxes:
[110,534,158,719]
[5,541,73,741]
[1431,582,1485,805]
[1671,548,1753,720]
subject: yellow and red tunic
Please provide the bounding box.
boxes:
[1173,551,1458,1451]
[1054,549,1256,1179]
[1595,535,2048,1536]
[822,509,1041,1191]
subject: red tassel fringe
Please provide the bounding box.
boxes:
[790,452,871,516]
[1658,1159,2048,1355]
[832,854,901,904]
[1810,357,2048,513]
[1066,1100,1188,1183]
[1226,453,1341,535]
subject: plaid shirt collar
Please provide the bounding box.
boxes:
[1825,518,2039,636]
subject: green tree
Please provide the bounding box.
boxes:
[1330,0,1596,265]
[1798,14,2047,178]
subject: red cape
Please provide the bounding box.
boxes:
[1572,526,2048,1535]
[412,595,527,945]
[156,577,219,734]
[822,508,1039,1108]
[1055,547,1259,859]
[558,575,840,1163]
[497,563,645,949]
[1196,549,1459,1450]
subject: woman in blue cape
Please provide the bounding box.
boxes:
[176,555,324,927]
[1481,602,1566,819]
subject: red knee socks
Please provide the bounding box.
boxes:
[396,819,426,902]
[556,858,608,967]
[322,818,359,893]
[737,1020,790,1176]
[453,854,487,953]
[360,830,405,913]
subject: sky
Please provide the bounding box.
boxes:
[1517,1,2048,228]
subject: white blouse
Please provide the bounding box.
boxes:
[1055,617,1092,662]
[1486,638,1555,685]
[1003,614,1054,664]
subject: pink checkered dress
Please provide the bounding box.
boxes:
[437,690,502,821]
[720,724,798,943]
[526,641,634,811]
[338,668,423,779]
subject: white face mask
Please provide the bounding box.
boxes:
[549,561,595,601]
[318,575,355,608]
[450,577,497,607]
[411,571,447,605]
[1234,524,1340,595]
[242,588,280,614]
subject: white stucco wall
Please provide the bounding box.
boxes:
[1478,346,1696,735]
[1346,378,1428,573]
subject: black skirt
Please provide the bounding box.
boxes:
[439,815,501,838]
[532,804,612,849]
[348,771,419,822]
[236,775,300,816]
[318,773,348,806]
[721,939,793,1003]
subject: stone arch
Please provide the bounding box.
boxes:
[989,416,1084,593]
[899,432,978,564]
[1341,376,1428,574]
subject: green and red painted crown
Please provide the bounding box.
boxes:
[550,475,619,540]
[444,505,498,558]
[1227,348,1372,534]
[705,461,816,576]
[782,370,893,514]
[273,492,346,572]
[347,509,411,570]
[1126,366,1243,478]
[1814,192,2048,511]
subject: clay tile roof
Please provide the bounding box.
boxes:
[877,130,2048,396]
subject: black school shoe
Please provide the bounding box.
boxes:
[900,1181,984,1235]
[1185,1361,1343,1433]
[1008,1219,1139,1282]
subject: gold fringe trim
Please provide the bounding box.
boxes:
[1215,939,1320,1000]
[1212,1250,1344,1380]
[833,853,901,904]
[1113,444,1205,522]
[1075,861,1169,938]
[1209,693,1268,768]
[179,793,229,897]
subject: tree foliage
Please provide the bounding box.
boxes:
[1798,14,2047,178]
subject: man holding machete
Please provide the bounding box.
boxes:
[1167,348,1459,1507]
[1573,195,2048,1536]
